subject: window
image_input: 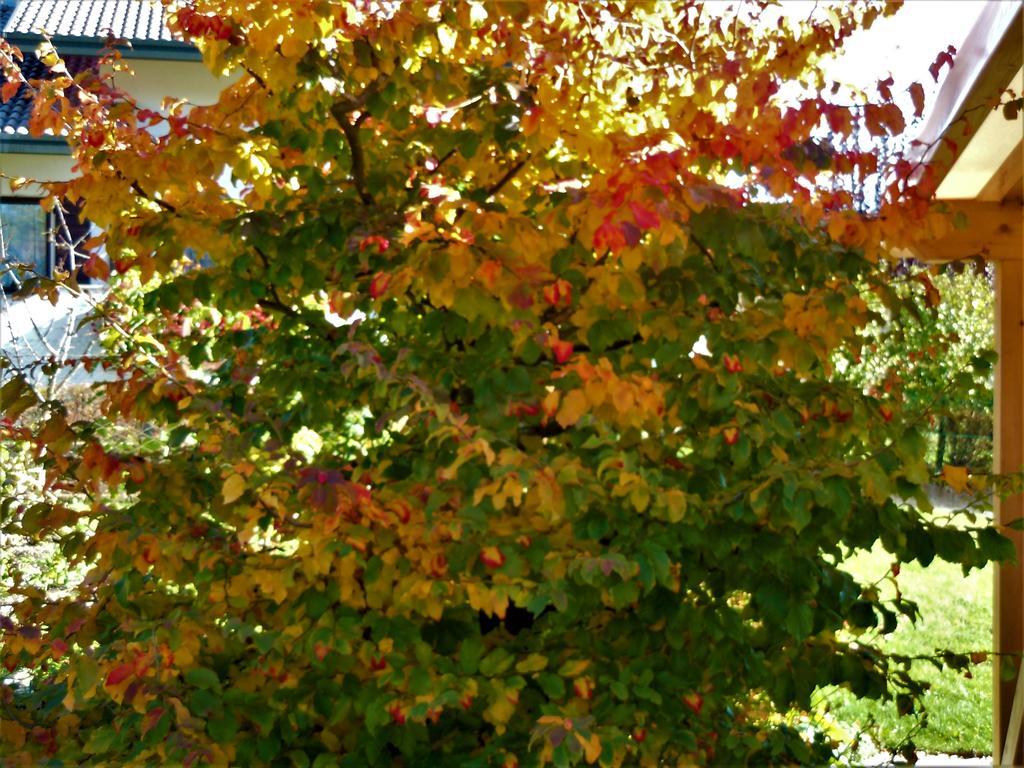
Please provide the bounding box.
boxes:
[0,199,96,291]
[0,200,48,291]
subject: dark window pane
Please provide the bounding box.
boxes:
[0,202,47,290]
[53,201,96,285]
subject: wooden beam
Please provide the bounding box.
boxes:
[979,138,1024,204]
[909,200,1023,263]
[995,255,1024,765]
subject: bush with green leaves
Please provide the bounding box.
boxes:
[0,2,1012,766]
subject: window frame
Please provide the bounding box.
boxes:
[0,197,97,292]
[0,197,55,291]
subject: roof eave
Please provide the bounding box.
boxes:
[0,134,69,155]
[2,32,200,61]
[914,2,1023,191]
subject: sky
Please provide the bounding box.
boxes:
[823,0,988,117]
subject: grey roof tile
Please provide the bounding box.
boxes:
[0,54,96,134]
[3,1,180,43]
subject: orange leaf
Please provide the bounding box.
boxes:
[577,731,602,764]
[941,465,968,494]
[1,79,20,103]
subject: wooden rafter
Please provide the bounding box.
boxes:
[980,138,1024,204]
[909,200,1023,263]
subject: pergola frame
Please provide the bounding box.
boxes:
[909,3,1023,762]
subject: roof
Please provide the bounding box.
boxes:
[0,0,198,150]
[912,1,1023,198]
[0,1,198,59]
[0,54,95,137]
[4,0,174,43]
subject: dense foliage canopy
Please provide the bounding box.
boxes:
[0,1,1010,766]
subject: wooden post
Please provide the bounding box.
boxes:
[995,255,1024,765]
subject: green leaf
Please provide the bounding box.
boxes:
[83,726,118,755]
[185,667,222,691]
[207,711,239,743]
[979,526,1016,564]
[537,672,566,700]
[479,647,514,677]
[459,636,484,675]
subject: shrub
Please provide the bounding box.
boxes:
[0,3,1009,766]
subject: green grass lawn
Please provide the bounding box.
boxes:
[820,545,992,756]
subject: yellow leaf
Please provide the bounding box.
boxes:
[280,35,309,59]
[0,720,26,749]
[515,653,548,674]
[466,582,509,619]
[556,389,588,427]
[558,659,590,677]
[222,473,246,504]
[483,687,519,733]
[630,484,650,513]
[543,389,560,417]
[56,714,79,740]
[577,731,602,764]
[664,489,687,523]
[168,696,192,726]
[942,465,969,494]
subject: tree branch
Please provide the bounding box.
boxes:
[130,181,177,213]
[485,158,528,199]
[338,117,373,206]
[252,245,299,318]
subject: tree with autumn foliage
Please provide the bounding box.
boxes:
[0,2,1013,766]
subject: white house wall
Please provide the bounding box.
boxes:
[0,153,74,196]
[106,58,230,110]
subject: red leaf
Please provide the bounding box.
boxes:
[142,707,165,735]
[359,235,390,253]
[593,219,626,253]
[878,76,893,102]
[629,201,660,230]
[105,664,134,688]
[479,546,506,569]
[83,254,110,281]
[913,272,941,307]
[542,278,572,308]
[928,49,955,82]
[549,338,573,364]
[369,272,390,299]
[909,82,926,119]
[50,639,68,660]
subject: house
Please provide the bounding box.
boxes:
[0,0,225,284]
[0,0,225,382]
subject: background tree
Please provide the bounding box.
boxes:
[840,263,995,474]
[0,2,1012,766]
